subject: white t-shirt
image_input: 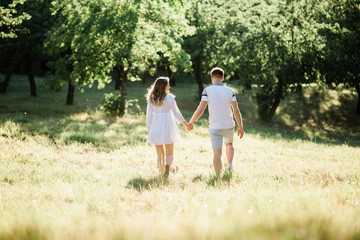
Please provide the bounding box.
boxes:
[201,83,237,129]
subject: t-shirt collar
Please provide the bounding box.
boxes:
[213,82,224,86]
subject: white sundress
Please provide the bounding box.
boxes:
[146,94,185,145]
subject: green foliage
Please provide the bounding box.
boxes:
[102,93,141,116]
[0,0,54,78]
[102,92,125,116]
[320,0,360,83]
[126,99,141,115]
[256,82,278,121]
[182,0,230,96]
[0,0,31,39]
[45,0,194,97]
[1,0,359,118]
[319,0,360,113]
[219,0,330,121]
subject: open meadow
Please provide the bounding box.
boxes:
[0,75,360,240]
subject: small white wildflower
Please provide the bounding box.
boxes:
[216,208,224,215]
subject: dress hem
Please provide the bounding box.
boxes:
[147,139,181,145]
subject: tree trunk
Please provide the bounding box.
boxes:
[26,54,37,97]
[266,77,283,122]
[245,78,252,90]
[115,67,121,90]
[194,60,204,99]
[142,70,150,84]
[66,81,75,105]
[167,66,176,86]
[119,66,127,115]
[296,83,302,93]
[355,80,360,114]
[0,70,12,93]
[28,73,37,97]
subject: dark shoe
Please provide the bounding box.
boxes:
[164,164,170,177]
[171,165,179,173]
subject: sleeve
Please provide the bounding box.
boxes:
[201,88,208,102]
[146,101,153,127]
[231,89,237,102]
[170,96,185,124]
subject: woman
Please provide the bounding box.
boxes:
[146,77,192,177]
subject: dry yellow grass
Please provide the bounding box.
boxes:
[0,76,359,239]
[1,113,360,239]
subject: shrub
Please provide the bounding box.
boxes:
[126,99,141,115]
[102,93,125,116]
[102,93,141,116]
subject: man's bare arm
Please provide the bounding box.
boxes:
[231,101,244,138]
[189,101,208,125]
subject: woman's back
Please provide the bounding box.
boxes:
[151,94,173,113]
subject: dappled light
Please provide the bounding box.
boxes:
[1,76,359,239]
[1,0,360,238]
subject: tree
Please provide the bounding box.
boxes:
[0,0,52,96]
[183,0,269,97]
[320,0,360,114]
[0,0,30,93]
[234,0,328,121]
[183,0,231,98]
[218,0,262,89]
[46,0,193,107]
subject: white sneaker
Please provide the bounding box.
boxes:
[227,166,235,172]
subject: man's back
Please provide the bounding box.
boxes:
[201,83,236,129]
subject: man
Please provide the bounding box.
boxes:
[189,67,244,175]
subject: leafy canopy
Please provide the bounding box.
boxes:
[45,0,194,90]
[0,0,31,39]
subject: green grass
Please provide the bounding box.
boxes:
[0,75,360,239]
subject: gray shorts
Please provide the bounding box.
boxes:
[209,128,234,149]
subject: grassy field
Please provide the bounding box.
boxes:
[0,75,360,240]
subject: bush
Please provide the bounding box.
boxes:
[102,94,141,116]
[126,99,141,115]
[102,93,125,116]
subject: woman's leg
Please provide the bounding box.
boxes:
[165,143,174,165]
[155,145,165,174]
[164,143,174,176]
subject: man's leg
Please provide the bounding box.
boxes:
[155,145,165,174]
[213,148,222,176]
[209,130,223,176]
[225,143,234,169]
[164,144,174,176]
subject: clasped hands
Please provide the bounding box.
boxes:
[184,121,194,131]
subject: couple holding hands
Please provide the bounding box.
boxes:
[146,67,244,177]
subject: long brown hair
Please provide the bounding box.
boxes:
[146,77,170,106]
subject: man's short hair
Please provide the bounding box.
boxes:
[210,67,224,78]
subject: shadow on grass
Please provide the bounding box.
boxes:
[207,170,234,187]
[0,117,148,149]
[238,86,360,147]
[192,170,237,187]
[126,175,169,192]
[0,225,46,240]
[1,77,359,148]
